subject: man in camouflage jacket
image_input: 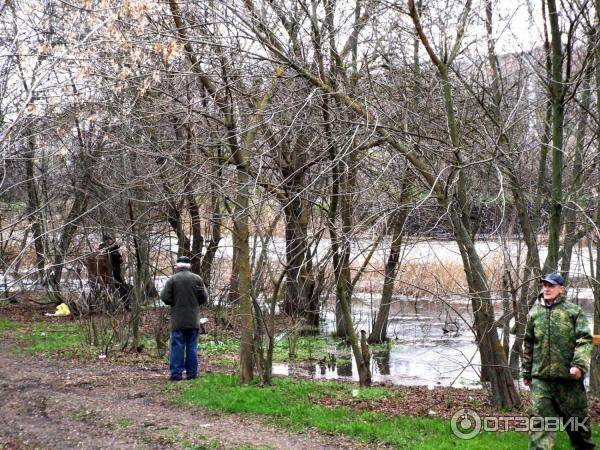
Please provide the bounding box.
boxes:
[522,273,595,450]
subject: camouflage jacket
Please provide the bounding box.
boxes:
[521,295,592,380]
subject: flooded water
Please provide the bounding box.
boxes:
[210,237,597,387]
[271,295,482,388]
[273,337,481,389]
[272,292,596,388]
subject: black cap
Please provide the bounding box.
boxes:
[540,273,565,286]
[176,256,191,264]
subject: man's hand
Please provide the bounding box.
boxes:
[570,367,583,379]
[522,378,531,386]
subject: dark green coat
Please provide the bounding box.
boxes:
[521,295,592,380]
[160,268,208,331]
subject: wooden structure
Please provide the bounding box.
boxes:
[85,253,111,284]
[76,253,129,314]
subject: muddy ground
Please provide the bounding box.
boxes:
[0,301,380,450]
[0,340,381,450]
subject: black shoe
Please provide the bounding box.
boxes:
[169,376,182,381]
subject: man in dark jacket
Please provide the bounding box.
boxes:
[160,256,208,381]
[522,273,595,450]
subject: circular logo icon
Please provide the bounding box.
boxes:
[451,408,481,440]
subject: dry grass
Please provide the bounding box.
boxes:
[396,261,466,296]
[353,257,505,299]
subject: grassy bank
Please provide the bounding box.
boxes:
[177,373,592,449]
[0,318,81,353]
[204,334,331,365]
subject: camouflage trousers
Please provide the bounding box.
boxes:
[529,378,595,450]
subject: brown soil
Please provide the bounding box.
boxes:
[0,301,378,450]
[1,349,387,450]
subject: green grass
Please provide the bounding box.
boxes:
[272,335,329,362]
[21,321,81,352]
[202,338,240,355]
[201,338,240,365]
[116,418,133,427]
[178,374,598,449]
[0,201,25,209]
[0,318,82,353]
[0,318,21,333]
[202,334,330,365]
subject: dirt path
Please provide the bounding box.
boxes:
[0,342,376,450]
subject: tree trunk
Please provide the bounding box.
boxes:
[544,0,565,272]
[24,126,48,288]
[236,169,254,383]
[50,191,88,289]
[560,41,593,279]
[165,192,188,259]
[187,194,203,275]
[501,270,511,360]
[127,217,145,349]
[200,174,223,289]
[368,209,406,344]
[281,194,316,327]
[588,0,600,396]
[337,266,371,386]
[334,166,354,339]
[183,120,204,275]
[508,265,536,377]
[450,208,521,409]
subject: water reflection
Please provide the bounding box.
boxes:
[272,337,482,388]
[275,291,593,388]
[373,350,390,375]
[335,357,353,377]
[270,294,487,388]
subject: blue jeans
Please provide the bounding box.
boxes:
[169,329,199,380]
